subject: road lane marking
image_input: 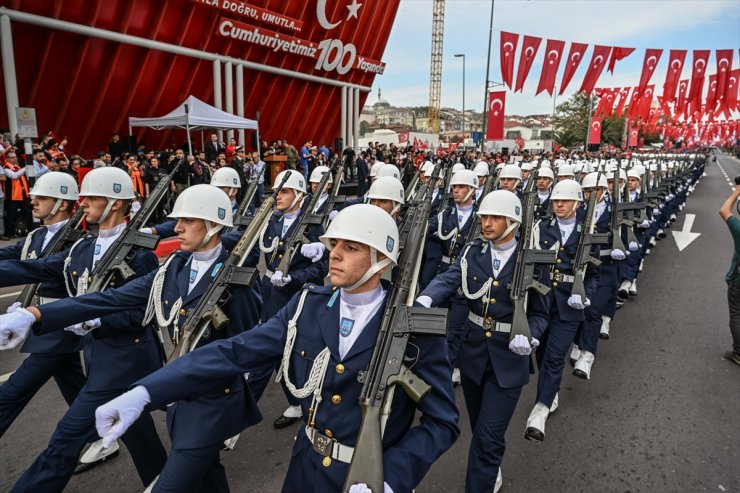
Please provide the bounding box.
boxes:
[715,159,736,191]
[0,291,21,300]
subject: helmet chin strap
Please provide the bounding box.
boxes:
[97,198,117,225]
[345,247,393,292]
[289,191,305,211]
[199,220,224,249]
[391,202,402,216]
[493,219,520,242]
[43,198,64,221]
[463,187,475,203]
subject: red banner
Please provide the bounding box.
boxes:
[192,0,303,31]
[663,49,687,101]
[607,47,635,74]
[514,35,542,92]
[614,87,631,116]
[638,48,662,92]
[500,31,519,89]
[579,45,612,95]
[588,117,603,145]
[559,42,588,95]
[676,79,690,117]
[715,49,734,108]
[628,127,639,147]
[706,74,718,114]
[724,69,740,116]
[486,91,506,140]
[688,50,710,103]
[536,39,565,96]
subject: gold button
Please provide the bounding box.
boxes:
[164,300,169,305]
[325,429,333,438]
[490,298,496,304]
[134,338,140,343]
[335,364,345,374]
[554,269,560,274]
[72,271,77,276]
[544,241,549,245]
[278,254,283,259]
[322,456,332,467]
[179,309,187,316]
[473,276,478,280]
[331,395,342,405]
[456,233,461,237]
[300,350,305,357]
[109,281,115,287]
[492,280,499,287]
[553,281,558,287]
[560,247,565,252]
[224,388,231,394]
[556,259,562,263]
[279,241,284,246]
[88,276,93,282]
[485,331,492,337]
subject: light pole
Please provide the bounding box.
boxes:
[454,53,465,146]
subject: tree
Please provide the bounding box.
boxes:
[553,92,631,148]
[360,120,369,137]
[553,128,581,148]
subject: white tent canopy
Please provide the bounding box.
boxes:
[128,95,258,131]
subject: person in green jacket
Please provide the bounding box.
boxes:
[719,185,740,366]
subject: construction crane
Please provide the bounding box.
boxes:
[427,0,445,135]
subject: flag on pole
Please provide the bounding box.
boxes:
[536,39,565,96]
[588,117,603,145]
[559,42,588,95]
[486,91,506,140]
[579,45,612,95]
[514,35,543,92]
[499,31,520,89]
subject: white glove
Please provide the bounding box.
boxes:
[64,318,101,336]
[652,207,660,215]
[638,219,650,229]
[567,294,589,310]
[6,301,21,314]
[348,483,394,493]
[270,271,292,287]
[508,334,533,356]
[138,227,153,235]
[610,249,626,260]
[658,203,665,209]
[300,242,326,263]
[667,193,675,200]
[530,338,540,349]
[628,241,639,252]
[95,385,151,448]
[415,295,433,308]
[0,308,36,350]
[328,210,339,222]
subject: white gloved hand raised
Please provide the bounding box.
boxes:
[6,301,21,314]
[64,318,101,336]
[138,227,153,235]
[628,241,639,252]
[610,249,626,260]
[348,482,394,493]
[638,219,650,229]
[270,271,292,287]
[0,308,36,350]
[567,294,590,310]
[300,242,326,263]
[508,334,533,356]
[328,210,339,222]
[95,385,151,448]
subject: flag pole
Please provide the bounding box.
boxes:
[480,0,495,153]
[585,95,593,152]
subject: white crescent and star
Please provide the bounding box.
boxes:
[718,58,729,71]
[695,58,706,71]
[571,52,582,64]
[490,98,503,115]
[646,55,657,70]
[547,49,559,64]
[316,0,363,30]
[592,121,601,131]
[503,41,514,53]
[525,46,535,58]
[593,54,604,67]
[670,59,682,71]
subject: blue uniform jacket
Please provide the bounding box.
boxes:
[32,247,265,449]
[136,283,460,493]
[421,239,550,389]
[427,202,477,269]
[0,236,161,391]
[0,226,82,354]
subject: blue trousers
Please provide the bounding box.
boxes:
[0,352,86,438]
[461,362,522,493]
[153,443,228,493]
[446,293,469,368]
[9,385,167,492]
[535,316,580,408]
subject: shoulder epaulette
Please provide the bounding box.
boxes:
[304,283,335,294]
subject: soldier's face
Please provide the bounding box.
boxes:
[311,182,320,194]
[480,215,509,241]
[521,170,531,181]
[370,199,395,216]
[80,196,112,224]
[30,196,57,219]
[536,177,552,191]
[552,199,578,219]
[328,239,374,288]
[174,217,208,251]
[452,185,472,204]
[276,189,299,212]
[478,176,486,186]
[628,177,639,191]
[500,178,518,191]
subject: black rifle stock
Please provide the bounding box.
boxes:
[320,165,346,231]
[609,165,627,253]
[462,175,495,245]
[341,173,447,493]
[229,164,266,231]
[571,181,609,299]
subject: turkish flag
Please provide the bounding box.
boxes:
[638,85,655,121]
[588,117,603,145]
[500,31,519,89]
[579,45,612,95]
[486,90,506,140]
[706,74,718,114]
[638,49,662,93]
[715,49,734,106]
[724,69,740,116]
[536,38,565,96]
[676,79,690,117]
[628,127,639,147]
[607,47,635,73]
[559,42,588,95]
[663,49,687,101]
[688,50,710,103]
[514,35,542,92]
[614,87,631,116]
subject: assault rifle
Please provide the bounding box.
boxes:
[398,165,441,251]
[403,167,420,203]
[571,178,610,299]
[461,175,495,245]
[609,165,628,253]
[229,164,266,231]
[16,207,86,307]
[167,172,290,360]
[342,167,447,493]
[508,170,557,341]
[84,160,185,294]
[319,165,346,231]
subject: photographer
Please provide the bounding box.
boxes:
[719,182,740,366]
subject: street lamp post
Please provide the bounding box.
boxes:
[454,53,465,147]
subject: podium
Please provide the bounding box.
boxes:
[265,155,287,186]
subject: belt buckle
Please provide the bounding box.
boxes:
[482,317,494,330]
[311,430,334,457]
[553,273,563,282]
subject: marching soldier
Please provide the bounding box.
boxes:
[418,190,550,492]
[534,167,555,219]
[91,204,460,493]
[309,165,335,215]
[0,167,167,491]
[497,165,522,194]
[366,176,406,221]
[473,161,489,201]
[618,167,650,303]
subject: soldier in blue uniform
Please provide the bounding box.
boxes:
[0,172,87,438]
[426,169,479,385]
[497,165,521,194]
[418,190,549,492]
[525,179,599,442]
[534,167,554,219]
[0,184,265,493]
[365,176,406,221]
[0,167,166,492]
[418,163,446,290]
[90,204,459,493]
[617,167,650,305]
[309,165,335,216]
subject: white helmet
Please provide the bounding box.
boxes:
[473,161,489,176]
[423,165,436,178]
[607,168,628,182]
[520,162,533,171]
[539,161,552,169]
[369,161,386,177]
[80,167,135,224]
[537,167,555,180]
[550,179,584,201]
[450,169,478,188]
[498,165,522,180]
[309,165,333,184]
[452,162,466,172]
[274,169,307,210]
[581,172,609,189]
[319,204,399,291]
[626,169,643,180]
[367,176,405,215]
[476,190,522,239]
[30,171,79,219]
[169,184,233,247]
[376,164,401,180]
[421,161,434,173]
[210,167,241,189]
[557,164,575,177]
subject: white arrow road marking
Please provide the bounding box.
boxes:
[672,213,700,252]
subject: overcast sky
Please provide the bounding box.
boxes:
[369,0,740,116]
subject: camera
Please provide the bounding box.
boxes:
[734,176,740,186]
